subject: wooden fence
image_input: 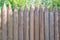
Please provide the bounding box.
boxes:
[0,4,60,40]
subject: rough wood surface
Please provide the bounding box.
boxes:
[58,10,60,40]
[0,5,60,40]
[44,6,49,40]
[54,6,59,40]
[30,5,35,40]
[39,6,44,40]
[1,4,7,40]
[13,5,18,40]
[0,9,1,31]
[7,4,13,40]
[49,6,54,40]
[34,6,39,40]
[23,5,29,40]
[0,8,1,40]
[18,6,23,40]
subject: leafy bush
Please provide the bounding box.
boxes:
[0,0,60,9]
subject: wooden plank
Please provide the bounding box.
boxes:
[39,6,44,40]
[58,10,60,40]
[7,4,13,40]
[13,5,18,40]
[44,6,49,40]
[23,5,29,40]
[18,6,23,40]
[49,6,54,40]
[54,6,59,40]
[1,4,7,40]
[0,9,2,40]
[34,6,39,40]
[0,10,1,31]
[30,5,35,40]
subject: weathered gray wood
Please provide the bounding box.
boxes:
[1,4,7,40]
[13,5,18,40]
[0,10,1,31]
[0,9,1,40]
[58,10,60,40]
[30,5,35,40]
[7,4,13,40]
[49,6,54,40]
[1,5,60,40]
[23,5,29,40]
[39,6,44,40]
[18,6,23,40]
[54,6,59,40]
[44,6,49,40]
[34,6,39,40]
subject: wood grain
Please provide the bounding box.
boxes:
[44,6,49,40]
[34,6,39,40]
[18,6,23,40]
[54,6,59,40]
[30,5,35,40]
[23,5,29,40]
[13,5,18,40]
[39,6,44,40]
[7,4,13,40]
[49,6,54,40]
[1,4,7,40]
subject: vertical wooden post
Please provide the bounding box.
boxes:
[7,4,13,40]
[23,5,29,40]
[0,10,1,30]
[13,5,18,40]
[44,6,49,40]
[58,9,60,40]
[18,6,23,40]
[0,9,1,40]
[1,3,7,40]
[49,6,54,40]
[39,6,44,40]
[30,5,35,40]
[34,6,39,40]
[54,6,59,40]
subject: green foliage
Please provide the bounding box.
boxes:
[52,0,60,9]
[0,0,5,9]
[0,0,26,9]
[13,0,26,8]
[0,0,60,9]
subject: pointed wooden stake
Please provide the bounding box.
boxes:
[18,6,23,40]
[13,5,18,40]
[0,9,1,40]
[1,3,7,40]
[30,5,35,40]
[39,5,44,40]
[7,4,13,40]
[23,5,29,40]
[34,6,39,40]
[44,5,49,40]
[49,6,54,40]
[54,6,59,40]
